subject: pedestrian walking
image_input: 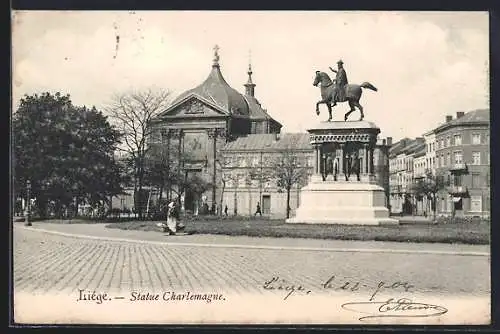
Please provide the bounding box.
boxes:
[254,202,262,217]
[224,205,228,217]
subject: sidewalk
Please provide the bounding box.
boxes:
[14,221,489,256]
[395,215,434,224]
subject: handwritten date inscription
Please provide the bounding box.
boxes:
[322,275,414,301]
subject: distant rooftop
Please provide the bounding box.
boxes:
[389,137,411,157]
[434,109,489,133]
[222,133,311,152]
[401,138,425,155]
[413,144,427,158]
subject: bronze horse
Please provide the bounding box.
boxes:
[313,71,378,121]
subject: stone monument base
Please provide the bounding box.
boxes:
[286,179,398,225]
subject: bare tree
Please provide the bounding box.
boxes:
[269,149,309,219]
[248,154,272,210]
[216,151,251,216]
[215,151,231,216]
[106,88,171,219]
[224,171,246,216]
[144,143,180,204]
[410,170,447,220]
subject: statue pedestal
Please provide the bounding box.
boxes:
[291,119,396,225]
[286,179,398,225]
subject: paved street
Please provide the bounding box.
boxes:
[14,225,490,297]
[15,222,491,254]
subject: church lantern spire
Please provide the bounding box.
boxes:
[212,44,220,67]
[244,50,256,97]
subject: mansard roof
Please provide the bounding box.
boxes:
[222,133,311,152]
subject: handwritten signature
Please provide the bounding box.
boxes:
[341,298,448,321]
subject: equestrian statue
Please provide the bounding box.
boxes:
[313,60,378,122]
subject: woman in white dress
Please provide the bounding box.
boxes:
[166,201,177,235]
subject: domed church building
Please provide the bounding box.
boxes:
[150,46,283,213]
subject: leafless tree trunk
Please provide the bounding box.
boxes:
[270,147,308,219]
[106,88,171,219]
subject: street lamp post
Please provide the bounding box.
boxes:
[25,180,31,226]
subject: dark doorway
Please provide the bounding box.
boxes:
[402,195,412,215]
[184,189,195,213]
[262,195,271,215]
[453,197,463,211]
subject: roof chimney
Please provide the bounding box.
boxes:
[446,115,453,122]
[456,111,465,118]
[387,137,393,146]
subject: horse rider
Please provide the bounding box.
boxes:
[329,60,348,107]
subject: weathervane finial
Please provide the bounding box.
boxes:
[213,44,220,66]
[248,49,252,73]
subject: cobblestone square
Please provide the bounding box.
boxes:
[13,226,490,316]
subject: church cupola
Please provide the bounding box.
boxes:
[244,54,256,97]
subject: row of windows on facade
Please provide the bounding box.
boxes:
[414,195,486,213]
[448,173,490,188]
[390,174,412,187]
[413,160,427,175]
[427,133,488,153]
[439,195,485,213]
[416,150,486,176]
[223,155,313,168]
[436,151,488,168]
[391,150,488,173]
[390,158,419,172]
[222,171,314,188]
[391,171,489,191]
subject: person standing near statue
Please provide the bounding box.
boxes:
[352,151,361,181]
[161,200,177,235]
[325,155,334,180]
[333,157,339,181]
[329,60,348,107]
[345,152,353,181]
[167,201,178,235]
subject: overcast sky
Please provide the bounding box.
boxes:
[12,11,489,141]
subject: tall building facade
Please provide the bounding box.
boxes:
[388,138,425,214]
[388,109,490,218]
[433,110,490,217]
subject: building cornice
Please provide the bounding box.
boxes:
[434,120,489,134]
